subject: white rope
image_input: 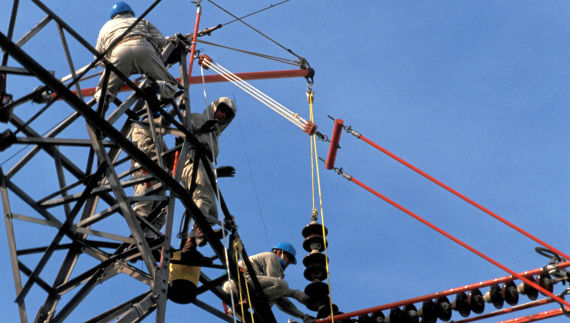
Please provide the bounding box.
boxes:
[200,65,238,323]
[200,58,310,131]
[206,61,305,127]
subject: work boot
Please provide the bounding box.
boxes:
[180,237,211,265]
[196,228,225,247]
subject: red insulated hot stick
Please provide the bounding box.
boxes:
[60,69,313,99]
[325,119,343,170]
[171,149,180,177]
[497,307,569,323]
[186,4,202,78]
[452,298,555,323]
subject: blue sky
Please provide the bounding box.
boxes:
[0,1,568,322]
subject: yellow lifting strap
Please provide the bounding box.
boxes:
[233,239,255,323]
[307,88,336,322]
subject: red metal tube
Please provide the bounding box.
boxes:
[187,4,202,78]
[171,150,179,177]
[452,298,554,323]
[315,173,570,322]
[358,134,570,262]
[348,176,570,308]
[62,69,312,99]
[497,307,568,323]
[325,119,343,169]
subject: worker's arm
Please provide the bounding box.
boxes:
[145,20,167,50]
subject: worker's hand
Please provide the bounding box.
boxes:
[216,166,235,178]
[196,119,218,134]
[302,314,315,323]
[293,290,310,304]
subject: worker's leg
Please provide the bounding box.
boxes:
[131,124,166,233]
[94,44,136,103]
[181,158,219,225]
[131,41,179,100]
[256,276,291,302]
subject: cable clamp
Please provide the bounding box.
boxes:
[310,209,318,222]
[306,89,314,104]
[344,125,361,139]
[314,130,330,143]
[233,238,243,254]
[322,158,352,181]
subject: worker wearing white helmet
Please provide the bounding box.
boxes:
[180,97,237,254]
[223,242,315,322]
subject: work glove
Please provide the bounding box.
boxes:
[293,290,310,304]
[196,119,218,134]
[302,314,315,323]
[216,166,235,178]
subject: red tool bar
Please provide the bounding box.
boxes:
[62,69,311,99]
[187,4,202,77]
[452,298,554,323]
[357,134,570,262]
[348,176,570,310]
[315,174,570,322]
[498,307,568,323]
[325,119,343,169]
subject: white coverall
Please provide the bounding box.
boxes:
[223,251,311,320]
[94,13,178,103]
[181,97,236,230]
[131,121,167,231]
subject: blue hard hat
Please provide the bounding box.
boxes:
[110,1,134,19]
[272,242,297,264]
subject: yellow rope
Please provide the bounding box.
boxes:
[307,89,335,322]
[242,256,255,323]
[307,89,317,219]
[234,246,247,321]
[233,239,255,323]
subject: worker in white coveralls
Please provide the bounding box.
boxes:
[94,2,179,239]
[223,243,315,322]
[94,1,178,104]
[180,97,237,256]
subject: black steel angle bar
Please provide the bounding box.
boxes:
[14,137,117,147]
[0,169,28,322]
[6,112,81,178]
[83,291,152,323]
[1,0,19,67]
[15,163,105,303]
[18,261,55,296]
[197,273,229,295]
[193,298,237,323]
[16,15,52,48]
[7,114,120,209]
[0,31,277,323]
[51,267,105,323]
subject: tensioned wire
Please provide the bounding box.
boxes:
[199,64,238,322]
[308,89,335,322]
[199,58,309,131]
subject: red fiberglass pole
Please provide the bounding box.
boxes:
[325,119,343,169]
[315,169,570,322]
[347,175,570,308]
[187,3,202,78]
[315,261,570,322]
[357,133,570,262]
[497,307,568,323]
[452,298,555,323]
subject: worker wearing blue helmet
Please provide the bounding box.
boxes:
[94,1,179,104]
[94,2,180,241]
[222,243,315,322]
